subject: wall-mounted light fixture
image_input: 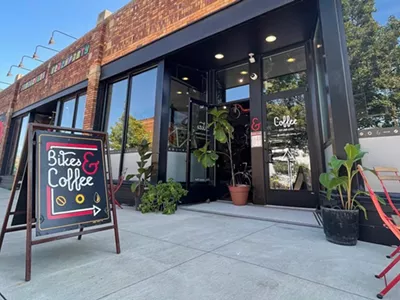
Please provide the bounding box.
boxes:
[32,45,60,60]
[48,30,77,45]
[7,65,31,77]
[18,55,44,68]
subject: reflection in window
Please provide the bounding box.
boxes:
[263,47,307,94]
[314,20,331,142]
[58,94,87,129]
[123,68,158,177]
[74,94,87,129]
[12,115,29,175]
[216,63,250,103]
[60,98,76,128]
[341,1,400,129]
[167,79,207,182]
[266,94,312,191]
[107,79,129,179]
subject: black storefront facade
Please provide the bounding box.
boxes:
[94,0,355,210]
[4,0,391,243]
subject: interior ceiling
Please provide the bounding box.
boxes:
[167,0,318,70]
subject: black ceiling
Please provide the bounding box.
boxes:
[167,0,318,70]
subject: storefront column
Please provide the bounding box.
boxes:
[0,82,20,174]
[249,57,266,205]
[152,60,171,183]
[83,64,101,131]
[318,0,358,158]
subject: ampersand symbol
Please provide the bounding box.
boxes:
[251,117,261,131]
[82,152,99,175]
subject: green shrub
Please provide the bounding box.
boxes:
[139,179,188,215]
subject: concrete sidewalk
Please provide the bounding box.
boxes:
[0,188,399,300]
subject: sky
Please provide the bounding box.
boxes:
[0,0,130,89]
[0,0,399,91]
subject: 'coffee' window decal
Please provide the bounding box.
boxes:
[50,44,90,75]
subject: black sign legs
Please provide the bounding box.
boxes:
[0,124,121,281]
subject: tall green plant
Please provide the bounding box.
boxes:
[126,139,153,193]
[194,107,237,186]
[319,143,384,219]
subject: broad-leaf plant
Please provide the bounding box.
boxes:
[319,143,385,219]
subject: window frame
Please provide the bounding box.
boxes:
[103,64,159,179]
[57,91,87,129]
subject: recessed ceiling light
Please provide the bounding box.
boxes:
[215,53,224,59]
[265,35,277,43]
[182,77,189,81]
[317,44,322,48]
[287,57,296,63]
[177,91,182,94]
[240,71,248,75]
[239,78,244,83]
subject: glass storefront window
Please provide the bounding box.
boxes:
[60,98,76,128]
[106,78,129,179]
[74,94,87,129]
[58,93,87,129]
[263,47,307,94]
[105,67,159,180]
[167,79,207,182]
[314,20,331,143]
[123,68,158,177]
[12,115,29,175]
[216,63,250,103]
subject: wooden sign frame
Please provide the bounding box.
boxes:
[0,124,121,281]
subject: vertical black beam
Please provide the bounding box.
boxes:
[319,0,358,158]
[93,81,106,131]
[249,57,266,205]
[152,60,171,183]
[119,76,132,178]
[305,40,324,207]
[208,70,216,186]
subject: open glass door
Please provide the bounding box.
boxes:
[186,98,211,192]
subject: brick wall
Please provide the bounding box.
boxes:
[0,0,238,172]
[0,82,20,172]
[102,0,237,64]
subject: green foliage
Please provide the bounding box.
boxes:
[126,139,153,195]
[193,107,238,186]
[319,143,385,219]
[139,179,188,215]
[342,0,400,128]
[109,114,151,150]
[193,142,219,168]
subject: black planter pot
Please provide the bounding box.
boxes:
[321,207,359,246]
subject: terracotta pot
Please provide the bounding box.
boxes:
[229,185,250,206]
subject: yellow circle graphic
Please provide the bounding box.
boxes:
[75,194,85,204]
[56,196,67,207]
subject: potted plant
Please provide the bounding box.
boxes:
[194,107,250,205]
[139,179,188,214]
[126,139,153,210]
[319,143,384,245]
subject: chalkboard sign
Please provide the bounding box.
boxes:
[36,131,111,235]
